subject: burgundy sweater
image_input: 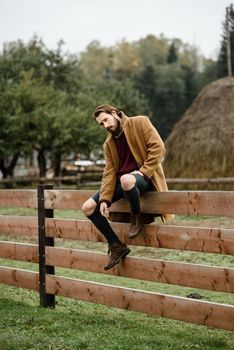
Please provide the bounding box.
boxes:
[114,132,138,179]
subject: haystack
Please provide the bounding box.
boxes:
[163,77,234,187]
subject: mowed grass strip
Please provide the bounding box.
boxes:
[0,283,234,350]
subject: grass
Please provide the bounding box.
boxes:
[1,284,234,350]
[1,205,234,349]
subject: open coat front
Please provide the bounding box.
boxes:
[99,113,170,222]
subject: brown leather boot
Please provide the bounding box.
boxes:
[129,212,144,239]
[104,241,131,271]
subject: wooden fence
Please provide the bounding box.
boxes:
[0,186,234,331]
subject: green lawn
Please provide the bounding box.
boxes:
[1,283,234,350]
[0,206,234,349]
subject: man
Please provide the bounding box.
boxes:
[82,104,169,271]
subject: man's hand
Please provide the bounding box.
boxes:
[100,202,109,218]
[131,170,144,176]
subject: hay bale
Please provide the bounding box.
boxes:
[164,77,234,189]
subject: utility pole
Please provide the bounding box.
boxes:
[226,6,232,77]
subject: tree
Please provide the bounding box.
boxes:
[217,3,234,77]
[0,32,220,183]
[134,63,188,138]
[136,34,168,68]
[196,58,218,88]
[181,65,199,109]
[152,64,186,138]
[79,41,111,80]
[0,38,82,179]
[111,40,140,79]
[134,64,158,116]
[0,86,23,182]
[0,70,33,182]
[78,34,216,141]
[167,43,178,63]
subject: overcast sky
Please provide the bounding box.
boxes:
[0,0,231,59]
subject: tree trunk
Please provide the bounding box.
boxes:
[0,157,8,179]
[37,149,47,177]
[53,151,62,177]
[0,152,20,188]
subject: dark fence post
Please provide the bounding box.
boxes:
[38,184,55,307]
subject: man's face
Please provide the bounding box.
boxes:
[96,111,120,135]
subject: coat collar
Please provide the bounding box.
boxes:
[120,111,130,128]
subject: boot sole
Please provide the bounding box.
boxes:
[104,248,131,271]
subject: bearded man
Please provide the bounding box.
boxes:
[82,104,169,270]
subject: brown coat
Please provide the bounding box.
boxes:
[99,113,170,222]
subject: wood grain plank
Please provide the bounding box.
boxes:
[46,274,234,331]
[45,218,234,255]
[46,247,234,293]
[0,190,37,208]
[0,266,38,290]
[44,190,94,210]
[0,214,233,255]
[1,242,233,293]
[0,215,38,236]
[111,191,234,217]
[0,189,234,216]
[0,241,38,262]
[44,190,234,216]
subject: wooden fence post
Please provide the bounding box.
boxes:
[37,184,55,307]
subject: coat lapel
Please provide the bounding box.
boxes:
[106,136,119,170]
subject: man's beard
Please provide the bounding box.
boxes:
[108,119,121,136]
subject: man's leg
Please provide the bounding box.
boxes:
[120,174,152,238]
[82,186,130,270]
[82,196,120,244]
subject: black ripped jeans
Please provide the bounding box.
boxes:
[87,174,152,244]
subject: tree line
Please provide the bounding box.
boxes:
[0,4,233,181]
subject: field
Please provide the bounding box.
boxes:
[0,206,234,349]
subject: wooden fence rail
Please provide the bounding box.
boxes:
[0,265,234,331]
[0,187,234,331]
[1,240,234,293]
[1,215,234,254]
